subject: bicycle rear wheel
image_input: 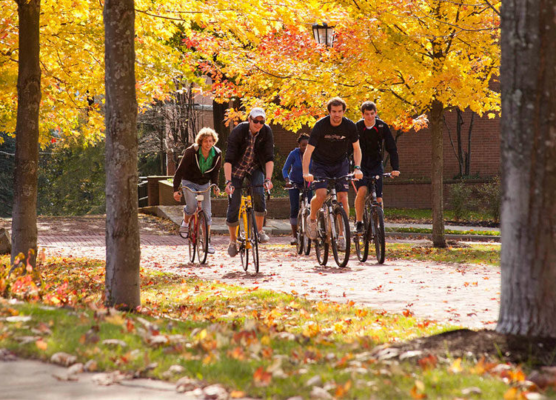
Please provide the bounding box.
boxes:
[196,211,209,264]
[331,205,350,268]
[354,207,370,262]
[188,221,196,263]
[238,219,249,271]
[315,212,328,266]
[371,206,386,264]
[249,210,260,273]
[296,209,304,255]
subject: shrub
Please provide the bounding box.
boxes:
[448,180,474,221]
[477,176,501,223]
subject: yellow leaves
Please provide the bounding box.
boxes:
[410,380,427,399]
[449,358,463,374]
[503,387,527,400]
[302,321,321,338]
[36,338,48,350]
[253,366,272,387]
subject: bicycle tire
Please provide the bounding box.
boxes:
[296,209,304,255]
[249,210,260,273]
[355,206,370,262]
[315,211,328,266]
[331,205,350,268]
[371,206,386,264]
[238,219,249,271]
[303,208,312,255]
[196,211,209,264]
[188,221,196,263]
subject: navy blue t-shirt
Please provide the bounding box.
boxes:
[309,116,358,164]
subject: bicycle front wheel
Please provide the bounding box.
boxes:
[371,206,386,264]
[296,209,304,255]
[188,222,196,263]
[249,210,260,274]
[303,208,312,255]
[315,211,328,266]
[354,207,370,262]
[238,219,249,271]
[331,205,350,268]
[196,211,209,264]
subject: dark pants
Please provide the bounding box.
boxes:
[288,184,313,225]
[226,169,266,227]
[355,166,385,197]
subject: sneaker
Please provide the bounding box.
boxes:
[290,237,298,246]
[179,221,189,233]
[227,242,238,257]
[337,236,346,251]
[307,219,318,240]
[258,230,270,243]
[207,243,216,254]
[355,221,364,234]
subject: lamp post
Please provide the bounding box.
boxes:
[312,23,335,47]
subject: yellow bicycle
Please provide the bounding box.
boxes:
[232,184,269,274]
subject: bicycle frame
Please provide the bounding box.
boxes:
[237,191,253,250]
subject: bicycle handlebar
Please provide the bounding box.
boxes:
[312,173,355,184]
[181,183,219,195]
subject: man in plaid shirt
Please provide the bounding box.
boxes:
[224,108,275,257]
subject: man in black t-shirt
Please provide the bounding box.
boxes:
[354,101,400,233]
[302,97,363,246]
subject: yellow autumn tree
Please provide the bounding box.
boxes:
[0,0,203,146]
[176,0,500,247]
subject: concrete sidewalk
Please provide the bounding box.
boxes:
[143,205,500,242]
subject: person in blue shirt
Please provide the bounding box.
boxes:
[282,133,311,245]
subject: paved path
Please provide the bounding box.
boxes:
[30,216,501,330]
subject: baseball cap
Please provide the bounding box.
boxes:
[249,107,266,119]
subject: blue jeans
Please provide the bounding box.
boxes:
[226,169,266,227]
[181,180,212,225]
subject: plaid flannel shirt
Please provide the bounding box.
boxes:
[232,131,259,179]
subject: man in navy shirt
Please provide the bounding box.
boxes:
[302,97,363,249]
[354,101,400,233]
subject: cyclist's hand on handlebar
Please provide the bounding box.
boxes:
[213,186,221,196]
[225,182,235,195]
[264,179,273,191]
[391,170,400,178]
[173,191,182,202]
[353,169,363,180]
[303,173,314,183]
[284,178,292,189]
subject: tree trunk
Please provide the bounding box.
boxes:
[456,108,464,177]
[430,99,446,248]
[11,0,41,268]
[213,100,228,153]
[497,0,556,337]
[465,112,474,176]
[104,0,140,309]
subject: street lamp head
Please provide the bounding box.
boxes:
[312,23,335,47]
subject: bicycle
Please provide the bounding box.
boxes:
[353,173,391,264]
[311,174,353,268]
[231,184,270,274]
[179,183,218,264]
[285,182,312,256]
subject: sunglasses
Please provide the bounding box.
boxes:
[251,119,265,125]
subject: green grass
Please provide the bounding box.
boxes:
[387,243,500,266]
[385,208,496,224]
[0,255,524,399]
[385,226,500,236]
